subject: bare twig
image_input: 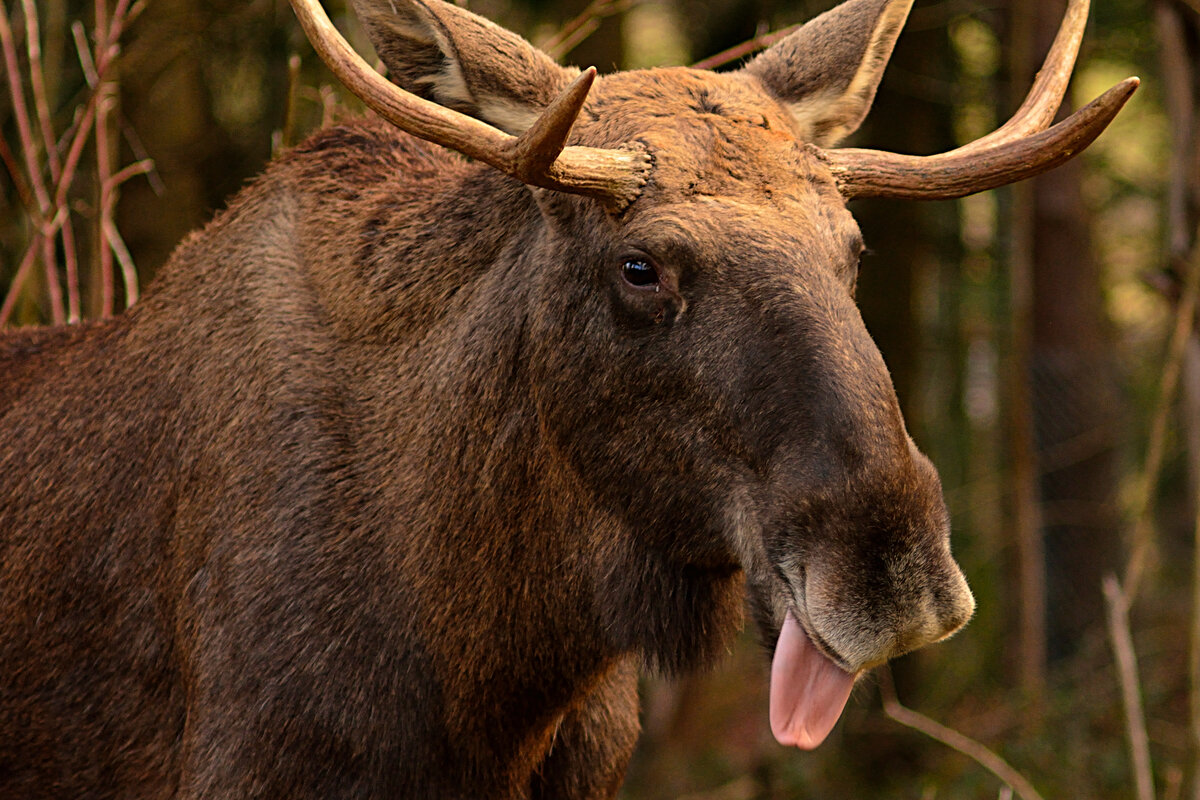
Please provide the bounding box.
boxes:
[0,236,44,325]
[278,53,302,153]
[1156,6,1200,798]
[19,0,82,322]
[1104,218,1200,800]
[104,158,153,191]
[547,20,601,63]
[20,0,60,182]
[0,205,64,325]
[1,3,45,200]
[1104,576,1156,800]
[1178,0,1200,18]
[1165,764,1183,800]
[2,0,147,326]
[1192,454,1200,800]
[71,19,97,85]
[1124,232,1200,600]
[96,86,117,316]
[318,84,338,128]
[691,24,799,71]
[878,667,1046,800]
[541,0,635,61]
[102,217,138,308]
[1,0,65,324]
[0,132,36,212]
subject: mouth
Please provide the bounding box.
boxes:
[769,611,857,750]
[767,564,858,749]
[776,564,853,671]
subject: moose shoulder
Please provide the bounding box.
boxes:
[0,0,1134,797]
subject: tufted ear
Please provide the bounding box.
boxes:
[743,0,913,147]
[349,0,580,135]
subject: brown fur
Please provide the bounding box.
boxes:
[0,1,972,797]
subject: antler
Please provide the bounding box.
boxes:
[288,0,650,208]
[820,0,1139,200]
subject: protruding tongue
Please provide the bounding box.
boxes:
[769,612,856,749]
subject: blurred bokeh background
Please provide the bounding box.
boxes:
[2,0,1197,797]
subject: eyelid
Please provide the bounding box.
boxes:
[621,243,656,263]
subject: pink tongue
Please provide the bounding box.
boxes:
[769,613,855,749]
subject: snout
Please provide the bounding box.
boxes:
[765,546,972,750]
[760,450,974,749]
[758,443,975,672]
[797,447,974,672]
[800,539,974,673]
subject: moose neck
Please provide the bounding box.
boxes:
[281,123,627,742]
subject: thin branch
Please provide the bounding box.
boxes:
[1105,220,1200,800]
[547,20,601,63]
[93,0,115,317]
[3,0,144,326]
[0,235,43,326]
[24,0,85,323]
[878,667,1046,800]
[1164,764,1183,800]
[279,53,302,152]
[96,88,116,317]
[1124,235,1200,599]
[71,19,97,85]
[1192,451,1200,800]
[53,99,97,207]
[59,214,81,324]
[101,217,137,308]
[117,117,163,195]
[691,24,799,71]
[1156,8,1200,794]
[318,84,338,128]
[1104,576,1156,800]
[1,0,65,324]
[0,205,63,325]
[541,0,636,61]
[0,132,36,212]
[0,2,46,211]
[103,158,153,192]
[20,0,61,183]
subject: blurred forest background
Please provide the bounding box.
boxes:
[1,0,1198,797]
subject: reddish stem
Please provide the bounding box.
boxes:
[691,24,799,71]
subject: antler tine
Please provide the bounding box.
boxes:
[824,77,1138,200]
[288,0,649,208]
[953,0,1090,156]
[820,0,1138,201]
[511,68,597,182]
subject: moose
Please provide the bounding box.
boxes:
[0,0,1134,796]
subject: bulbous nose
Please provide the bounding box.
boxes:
[939,563,976,638]
[890,552,974,660]
[794,444,976,672]
[805,542,974,673]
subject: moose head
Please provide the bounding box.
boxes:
[291,0,1130,747]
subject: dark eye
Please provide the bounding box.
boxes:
[621,258,660,288]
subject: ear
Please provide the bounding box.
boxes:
[743,0,913,147]
[349,0,580,135]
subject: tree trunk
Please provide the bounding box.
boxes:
[1025,0,1122,665]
